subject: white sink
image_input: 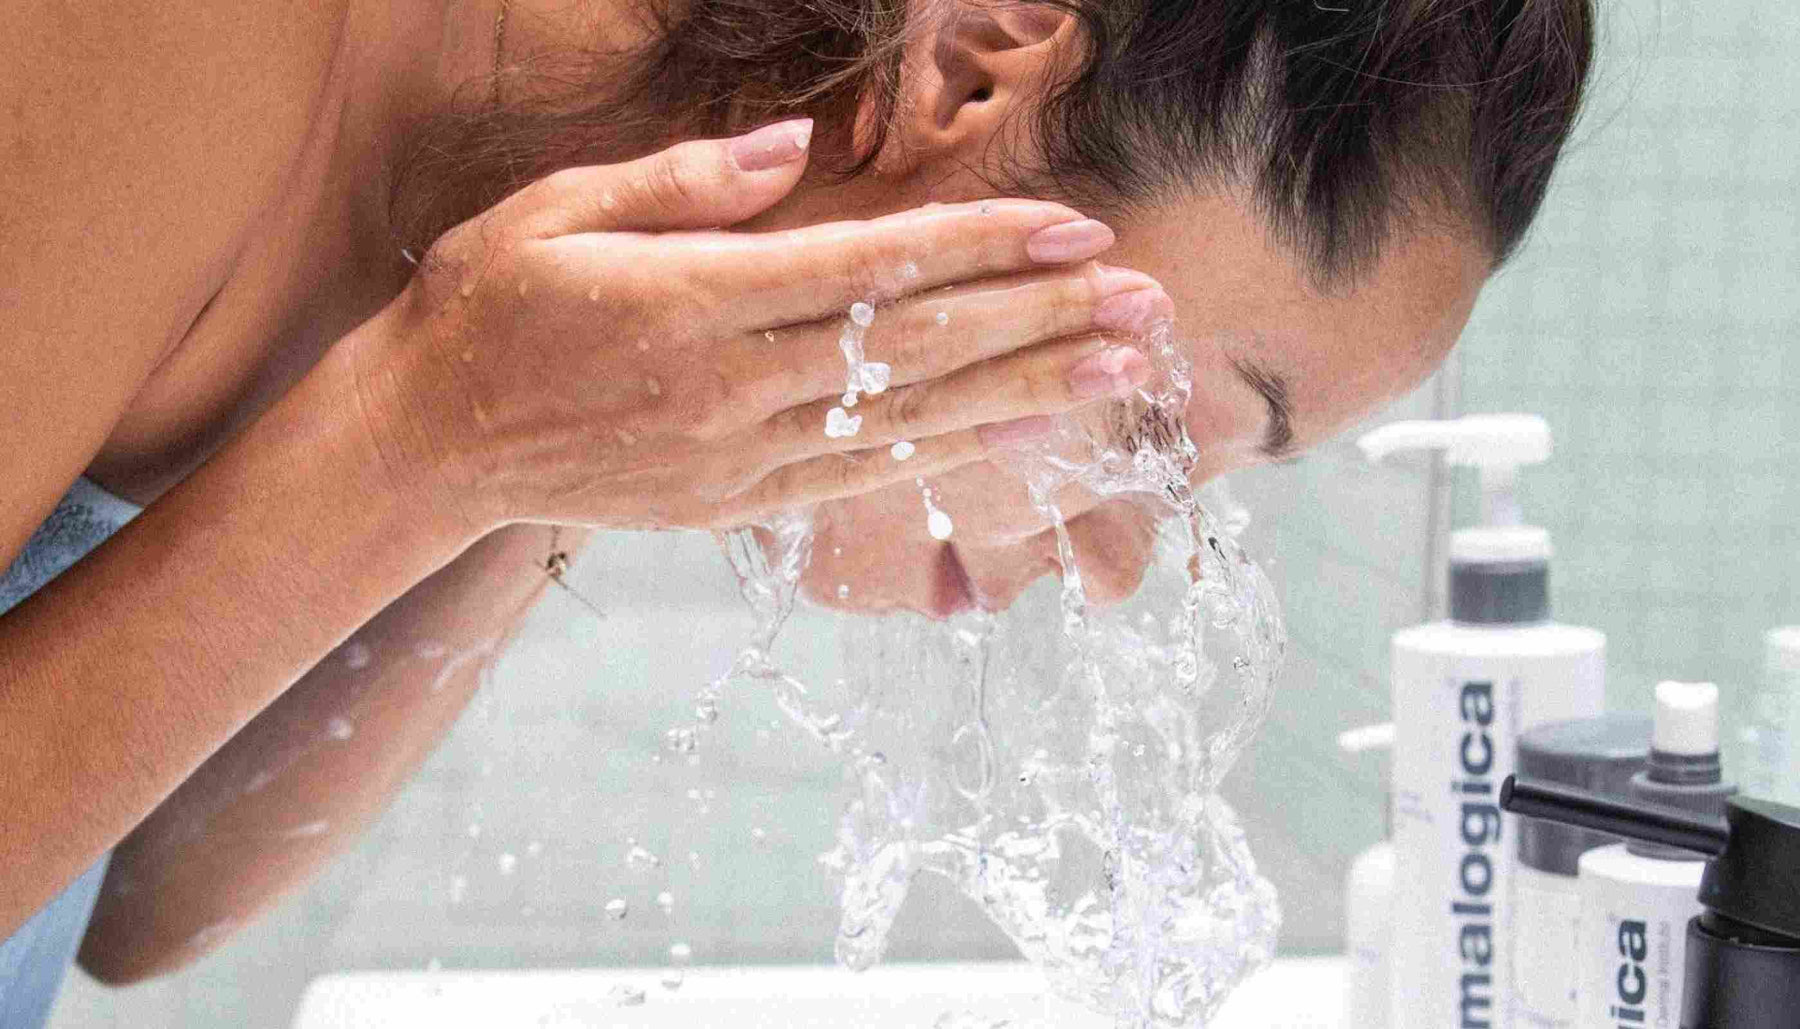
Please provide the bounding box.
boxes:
[291,956,1345,1028]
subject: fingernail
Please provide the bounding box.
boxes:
[1069,346,1151,399]
[1093,288,1174,333]
[1094,263,1160,295]
[730,118,814,172]
[1027,218,1115,263]
[978,415,1058,449]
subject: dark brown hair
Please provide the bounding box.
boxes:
[391,0,1596,293]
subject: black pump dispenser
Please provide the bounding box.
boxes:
[1501,776,1800,1028]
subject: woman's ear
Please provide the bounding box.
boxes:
[879,3,1075,173]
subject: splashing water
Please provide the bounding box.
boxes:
[688,312,1284,1026]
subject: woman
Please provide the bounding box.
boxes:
[0,0,1594,1021]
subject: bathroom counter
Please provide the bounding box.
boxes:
[291,955,1345,1028]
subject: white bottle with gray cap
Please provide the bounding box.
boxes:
[1575,682,1736,1029]
[1512,714,1651,1029]
[1360,414,1606,1029]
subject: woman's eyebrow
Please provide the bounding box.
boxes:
[1228,354,1297,459]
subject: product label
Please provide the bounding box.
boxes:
[1580,864,1699,1029]
[1388,631,1604,1029]
[1452,680,1501,1029]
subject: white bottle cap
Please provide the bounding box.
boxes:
[1652,680,1720,756]
[1449,525,1553,565]
[1767,627,1800,678]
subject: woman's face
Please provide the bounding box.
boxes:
[737,173,1491,617]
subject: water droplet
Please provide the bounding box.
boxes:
[850,302,875,327]
[459,279,476,298]
[326,717,354,741]
[608,983,646,1007]
[415,641,449,660]
[527,841,543,857]
[979,202,994,215]
[665,727,699,754]
[517,279,530,299]
[688,850,700,867]
[669,942,693,962]
[625,845,661,871]
[635,340,650,351]
[460,348,475,363]
[837,584,850,600]
[750,827,768,843]
[497,852,517,875]
[589,285,602,302]
[656,891,675,914]
[841,391,859,408]
[890,441,915,461]
[467,823,482,839]
[644,377,662,397]
[824,407,863,438]
[604,898,629,919]
[928,510,954,540]
[858,362,891,395]
[764,330,777,343]
[901,261,920,279]
[449,876,467,905]
[614,428,638,446]
[935,311,950,326]
[342,641,371,670]
[427,957,443,973]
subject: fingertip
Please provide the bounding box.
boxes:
[729,118,814,173]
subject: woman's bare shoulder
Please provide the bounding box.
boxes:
[0,0,351,569]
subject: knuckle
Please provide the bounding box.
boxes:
[822,453,862,496]
[766,403,813,452]
[1054,277,1092,332]
[838,235,892,299]
[644,154,705,214]
[885,382,935,437]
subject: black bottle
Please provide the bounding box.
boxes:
[1501,775,1800,1027]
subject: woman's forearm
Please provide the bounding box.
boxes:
[0,306,474,942]
[76,523,592,984]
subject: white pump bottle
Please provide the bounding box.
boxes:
[1360,414,1605,1029]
